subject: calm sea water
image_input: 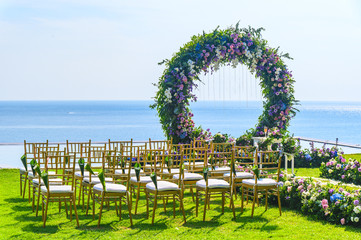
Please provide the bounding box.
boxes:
[0,100,361,144]
[1,100,361,167]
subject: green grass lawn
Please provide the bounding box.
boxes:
[1,169,361,240]
[344,153,361,161]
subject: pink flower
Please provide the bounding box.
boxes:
[341,175,345,179]
[341,218,345,225]
[322,204,328,210]
[321,199,328,205]
[298,185,303,191]
[307,184,312,190]
[287,186,292,193]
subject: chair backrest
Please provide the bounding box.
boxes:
[193,139,209,149]
[33,144,60,171]
[256,150,282,181]
[143,148,166,174]
[41,151,75,191]
[108,139,133,156]
[183,146,207,173]
[106,150,133,188]
[23,140,49,169]
[148,138,171,151]
[207,142,233,177]
[66,140,91,154]
[233,146,256,172]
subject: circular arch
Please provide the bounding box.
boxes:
[152,25,297,144]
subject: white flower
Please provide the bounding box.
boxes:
[328,169,333,174]
[351,217,354,222]
[355,217,359,222]
[284,181,291,186]
[353,206,361,214]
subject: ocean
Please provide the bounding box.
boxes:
[1,100,361,167]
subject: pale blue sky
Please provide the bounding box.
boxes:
[0,0,360,101]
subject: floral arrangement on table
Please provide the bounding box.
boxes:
[151,23,297,144]
[320,156,361,185]
[294,142,341,168]
[275,177,361,227]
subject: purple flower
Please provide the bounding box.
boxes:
[329,189,334,194]
[354,200,360,205]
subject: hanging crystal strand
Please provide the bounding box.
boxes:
[254,72,257,100]
[213,70,215,101]
[207,71,210,101]
[245,67,248,107]
[239,65,242,102]
[219,68,221,101]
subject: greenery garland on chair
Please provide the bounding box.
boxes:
[151,23,298,144]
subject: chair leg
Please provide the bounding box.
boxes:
[92,192,96,220]
[64,201,69,217]
[36,187,41,216]
[43,195,49,228]
[230,191,236,220]
[32,185,35,212]
[265,190,268,211]
[152,192,158,225]
[135,184,141,215]
[86,187,91,216]
[119,197,122,220]
[222,192,225,214]
[277,187,282,216]
[115,201,119,216]
[145,191,149,218]
[251,187,257,218]
[241,186,244,213]
[127,193,133,226]
[22,174,27,199]
[98,192,105,227]
[203,189,208,221]
[179,193,186,223]
[70,199,73,221]
[234,184,237,200]
[195,189,199,217]
[72,195,79,227]
[172,195,176,218]
[28,179,31,203]
[162,197,167,213]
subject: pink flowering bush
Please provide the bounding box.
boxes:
[294,142,340,168]
[275,178,361,226]
[320,156,361,185]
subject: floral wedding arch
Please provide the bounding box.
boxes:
[151,24,297,144]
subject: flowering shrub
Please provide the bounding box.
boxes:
[275,178,361,226]
[320,156,361,185]
[151,24,297,143]
[294,142,340,168]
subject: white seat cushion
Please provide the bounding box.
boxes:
[28,172,34,178]
[184,162,204,166]
[115,169,143,176]
[33,178,63,186]
[20,168,28,173]
[83,177,113,184]
[93,183,126,193]
[130,176,160,183]
[212,166,230,173]
[146,181,179,191]
[173,173,203,181]
[41,185,73,193]
[196,179,230,189]
[75,171,97,177]
[162,168,181,174]
[224,172,253,179]
[242,178,277,186]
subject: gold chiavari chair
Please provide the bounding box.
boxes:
[241,150,282,217]
[20,140,48,200]
[224,146,255,199]
[173,144,203,201]
[27,144,59,205]
[92,152,133,227]
[129,145,161,215]
[32,145,61,215]
[40,152,79,227]
[74,144,106,207]
[65,140,91,174]
[82,148,113,215]
[208,142,234,178]
[195,148,236,221]
[145,147,186,224]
